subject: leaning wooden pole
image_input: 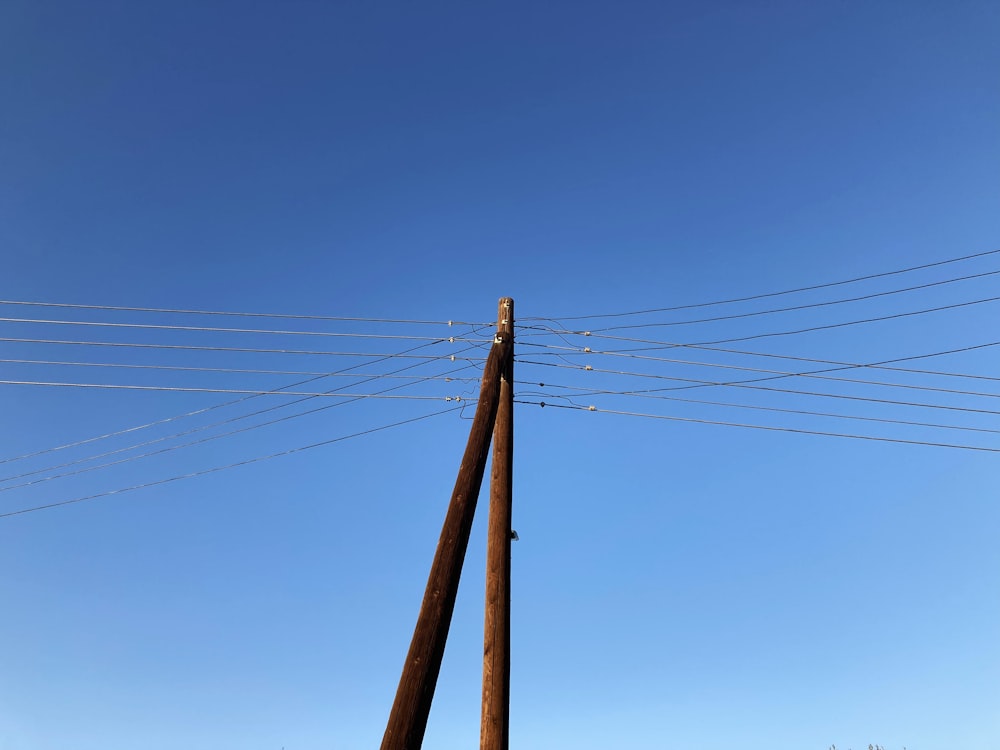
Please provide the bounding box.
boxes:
[381,314,512,750]
[481,297,514,750]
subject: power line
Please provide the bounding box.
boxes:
[0,358,481,381]
[0,405,465,520]
[0,337,469,467]
[573,268,1000,332]
[514,400,1000,453]
[518,337,1000,397]
[0,337,490,358]
[520,247,1000,321]
[520,294,1000,350]
[515,349,1000,400]
[518,382,1000,436]
[606,340,1000,384]
[0,380,478,398]
[0,365,479,494]
[519,338,1000,385]
[0,298,486,327]
[1,347,481,485]
[0,316,492,342]
[515,359,1000,416]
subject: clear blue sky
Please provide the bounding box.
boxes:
[1,2,998,749]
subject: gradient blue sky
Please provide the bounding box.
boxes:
[1,2,999,749]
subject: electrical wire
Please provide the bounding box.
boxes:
[1,345,483,485]
[0,380,478,398]
[0,316,491,342]
[595,340,1000,384]
[576,268,1000,332]
[0,363,479,494]
[0,298,486,327]
[0,358,481,381]
[514,400,1000,453]
[0,336,473,467]
[517,338,1000,395]
[518,337,1000,377]
[515,350,1000,400]
[520,294,1000,349]
[519,247,1000,321]
[515,359,1000,416]
[2,331,494,502]
[518,382,1000,436]
[0,337,489,358]
[0,405,466,520]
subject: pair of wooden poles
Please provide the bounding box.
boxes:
[381,298,515,750]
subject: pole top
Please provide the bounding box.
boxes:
[496,298,514,337]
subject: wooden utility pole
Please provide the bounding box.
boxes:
[381,312,513,750]
[481,298,514,750]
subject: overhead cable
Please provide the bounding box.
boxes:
[514,400,1000,453]
[0,336,469,467]
[0,405,465,520]
[520,247,1000,321]
[0,299,485,326]
[521,295,1000,349]
[0,364,478,494]
[519,338,1000,380]
[579,268,1000,332]
[1,346,481,485]
[0,316,491,342]
[515,349,1000,400]
[0,358,480,381]
[515,359,1000,416]
[519,383,1000,436]
[0,380,479,398]
[0,337,489,358]
[605,339,1000,383]
[517,338,1000,395]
